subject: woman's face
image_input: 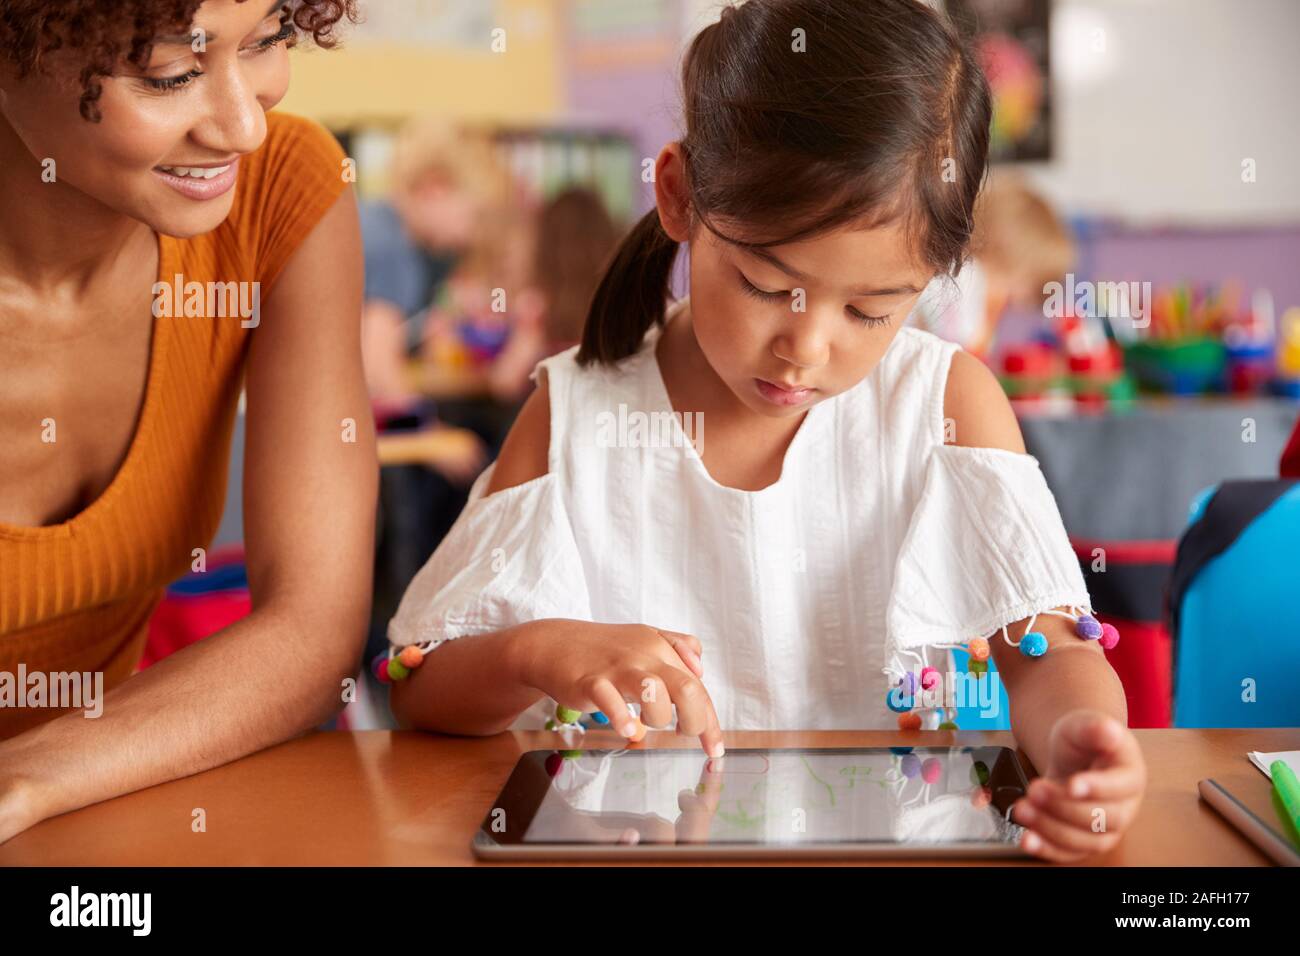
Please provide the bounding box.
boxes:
[656,146,934,420]
[0,0,293,239]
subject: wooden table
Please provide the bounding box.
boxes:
[3,728,1294,866]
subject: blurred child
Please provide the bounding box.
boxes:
[486,187,622,402]
[360,118,513,408]
[911,172,1075,360]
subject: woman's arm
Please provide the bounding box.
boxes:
[0,189,378,843]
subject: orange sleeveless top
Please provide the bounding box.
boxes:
[0,112,348,739]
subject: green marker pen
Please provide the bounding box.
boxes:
[1268,760,1300,839]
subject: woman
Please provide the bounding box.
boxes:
[0,0,372,843]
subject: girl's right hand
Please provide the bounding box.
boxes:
[511,620,725,759]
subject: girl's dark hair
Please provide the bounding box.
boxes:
[577,0,992,366]
[0,0,359,122]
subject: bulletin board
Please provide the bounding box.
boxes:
[346,0,500,49]
[569,0,678,70]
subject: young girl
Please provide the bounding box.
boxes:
[387,0,1146,862]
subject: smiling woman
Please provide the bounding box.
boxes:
[0,0,352,120]
[0,0,372,845]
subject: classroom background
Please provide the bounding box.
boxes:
[147,0,1300,733]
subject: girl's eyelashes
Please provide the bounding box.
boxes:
[737,271,787,302]
[848,305,892,327]
[737,271,891,327]
[142,20,297,93]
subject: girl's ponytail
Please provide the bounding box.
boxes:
[575,209,679,367]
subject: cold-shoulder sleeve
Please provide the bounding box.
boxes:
[387,466,593,650]
[886,443,1091,656]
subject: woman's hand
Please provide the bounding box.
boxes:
[514,620,725,759]
[1010,709,1147,862]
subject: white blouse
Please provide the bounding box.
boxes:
[389,298,1091,731]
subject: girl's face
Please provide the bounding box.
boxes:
[687,217,933,419]
[655,143,934,419]
[0,0,293,239]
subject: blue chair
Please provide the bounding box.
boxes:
[952,648,1012,731]
[1172,481,1300,728]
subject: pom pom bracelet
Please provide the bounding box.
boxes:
[370,640,439,683]
[884,604,1122,730]
[545,704,646,740]
[371,644,648,743]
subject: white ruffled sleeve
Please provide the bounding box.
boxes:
[886,443,1091,660]
[387,465,592,650]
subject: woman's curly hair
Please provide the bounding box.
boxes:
[0,0,360,121]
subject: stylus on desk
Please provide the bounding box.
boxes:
[1198,778,1300,866]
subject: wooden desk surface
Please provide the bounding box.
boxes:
[3,728,1295,866]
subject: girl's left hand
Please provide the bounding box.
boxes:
[1011,709,1147,863]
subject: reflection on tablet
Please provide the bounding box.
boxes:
[484,747,1027,848]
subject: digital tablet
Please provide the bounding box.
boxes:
[472,746,1031,860]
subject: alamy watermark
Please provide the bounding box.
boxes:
[1043,273,1151,329]
[50,886,151,936]
[889,669,1003,719]
[152,274,260,328]
[0,665,103,718]
[595,403,704,454]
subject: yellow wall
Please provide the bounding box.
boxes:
[278,0,562,128]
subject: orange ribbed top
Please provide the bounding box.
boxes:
[0,112,348,738]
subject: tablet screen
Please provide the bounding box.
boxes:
[480,746,1028,847]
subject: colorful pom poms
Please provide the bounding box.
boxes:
[898,712,922,731]
[968,658,988,676]
[971,761,991,787]
[1099,622,1121,650]
[939,720,959,730]
[901,754,921,777]
[590,711,610,725]
[921,757,943,784]
[901,671,919,696]
[371,655,392,684]
[1019,631,1049,657]
[920,666,940,691]
[886,686,915,713]
[386,658,410,681]
[544,752,564,777]
[1075,614,1103,640]
[968,637,990,662]
[398,645,424,669]
[555,704,582,725]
